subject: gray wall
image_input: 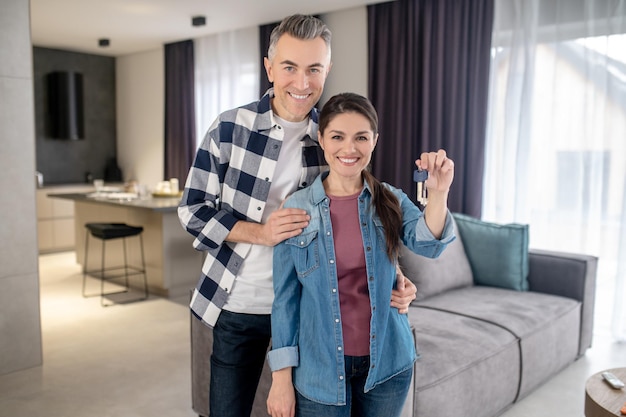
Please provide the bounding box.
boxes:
[0,0,43,375]
[33,47,117,185]
[319,8,368,106]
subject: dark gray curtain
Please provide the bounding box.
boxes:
[164,40,196,183]
[368,0,493,217]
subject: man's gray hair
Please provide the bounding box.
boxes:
[267,14,332,61]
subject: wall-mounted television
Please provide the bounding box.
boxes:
[46,71,84,140]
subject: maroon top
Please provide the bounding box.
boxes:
[329,192,371,356]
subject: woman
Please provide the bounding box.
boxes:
[267,92,455,417]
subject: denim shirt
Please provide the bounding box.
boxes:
[268,172,455,405]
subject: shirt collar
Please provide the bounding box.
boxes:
[310,171,374,205]
[260,88,320,142]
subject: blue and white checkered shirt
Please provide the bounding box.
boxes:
[178,89,327,327]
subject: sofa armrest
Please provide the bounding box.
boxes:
[527,249,598,356]
[191,312,212,417]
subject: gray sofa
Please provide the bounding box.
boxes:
[190,214,597,417]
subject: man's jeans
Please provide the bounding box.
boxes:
[210,310,271,417]
[296,355,412,417]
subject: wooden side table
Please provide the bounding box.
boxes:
[585,368,626,416]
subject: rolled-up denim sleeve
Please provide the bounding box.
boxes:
[267,346,299,372]
[397,190,456,258]
[415,210,455,244]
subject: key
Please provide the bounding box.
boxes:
[413,169,428,206]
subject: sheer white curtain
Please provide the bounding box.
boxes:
[194,27,260,147]
[484,0,626,341]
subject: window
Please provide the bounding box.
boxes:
[194,27,260,148]
[484,0,626,340]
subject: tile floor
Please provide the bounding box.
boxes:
[0,251,624,416]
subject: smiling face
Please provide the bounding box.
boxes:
[319,111,378,191]
[264,34,331,122]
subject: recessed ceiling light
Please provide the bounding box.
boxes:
[192,16,206,27]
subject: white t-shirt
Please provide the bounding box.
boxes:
[223,116,307,313]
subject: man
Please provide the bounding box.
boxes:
[178,14,416,417]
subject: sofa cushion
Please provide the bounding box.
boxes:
[408,307,520,417]
[399,219,473,301]
[452,213,529,291]
[415,286,581,399]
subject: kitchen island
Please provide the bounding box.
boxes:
[50,192,203,299]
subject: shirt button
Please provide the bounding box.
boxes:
[327,231,331,236]
[338,346,342,351]
[369,276,374,281]
[300,241,305,246]
[339,376,344,380]
[332,288,337,293]
[335,319,340,323]
[366,247,371,251]
[329,259,334,264]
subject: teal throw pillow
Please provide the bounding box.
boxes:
[452,213,529,291]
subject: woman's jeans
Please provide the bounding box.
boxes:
[296,355,412,417]
[209,310,271,417]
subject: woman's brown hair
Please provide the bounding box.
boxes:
[319,93,403,261]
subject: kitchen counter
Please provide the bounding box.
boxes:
[50,192,182,212]
[48,192,203,299]
[37,185,96,253]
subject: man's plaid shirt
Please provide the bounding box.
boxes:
[178,89,327,327]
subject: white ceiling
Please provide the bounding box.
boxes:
[30,0,384,57]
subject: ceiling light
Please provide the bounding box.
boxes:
[192,16,206,27]
[98,38,110,47]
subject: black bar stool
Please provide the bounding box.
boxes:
[82,223,148,306]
